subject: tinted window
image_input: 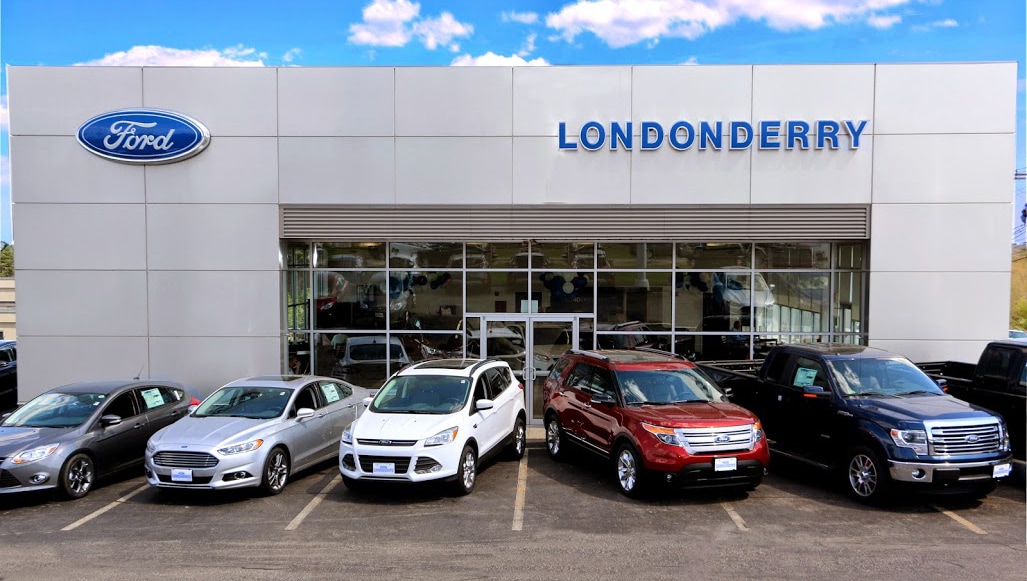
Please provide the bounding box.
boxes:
[565,363,593,390]
[765,352,789,384]
[194,387,294,419]
[792,357,829,390]
[138,386,180,411]
[2,392,104,428]
[104,391,139,419]
[320,381,351,403]
[485,368,508,396]
[548,357,571,381]
[371,375,469,414]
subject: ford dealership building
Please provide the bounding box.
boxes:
[7,63,1018,421]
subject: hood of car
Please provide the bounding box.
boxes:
[626,402,757,427]
[353,412,456,442]
[850,394,998,424]
[151,415,271,448]
[0,425,77,455]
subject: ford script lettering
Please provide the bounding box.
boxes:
[77,109,210,164]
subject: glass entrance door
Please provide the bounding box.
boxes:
[472,315,585,424]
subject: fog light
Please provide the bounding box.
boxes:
[29,473,49,484]
[665,473,673,482]
[912,469,926,480]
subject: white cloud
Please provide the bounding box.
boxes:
[451,52,550,66]
[282,48,303,63]
[681,56,699,65]
[0,97,7,134]
[545,0,912,48]
[517,33,538,57]
[412,12,474,50]
[912,17,959,32]
[349,0,473,50]
[502,11,539,24]
[75,44,267,66]
[867,14,901,29]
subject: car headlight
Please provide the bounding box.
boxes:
[341,423,354,445]
[217,439,264,455]
[1000,423,1011,452]
[424,427,459,447]
[146,439,156,453]
[890,429,928,455]
[753,421,764,443]
[642,423,681,446]
[12,444,60,464]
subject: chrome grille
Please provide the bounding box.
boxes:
[928,421,1003,456]
[357,439,417,447]
[153,451,219,468]
[678,425,754,453]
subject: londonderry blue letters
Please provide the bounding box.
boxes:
[558,120,868,151]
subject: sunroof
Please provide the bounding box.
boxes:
[415,359,480,370]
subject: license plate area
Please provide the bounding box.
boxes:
[993,463,1012,478]
[372,462,396,475]
[714,457,737,472]
[171,468,193,482]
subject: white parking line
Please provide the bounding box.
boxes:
[931,504,987,535]
[721,502,749,532]
[61,483,149,531]
[511,450,529,531]
[286,474,341,531]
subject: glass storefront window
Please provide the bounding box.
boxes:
[315,242,385,268]
[760,273,830,333]
[390,242,462,269]
[596,272,672,326]
[285,242,310,268]
[677,242,752,269]
[284,270,309,331]
[395,269,464,330]
[603,242,673,269]
[755,242,830,269]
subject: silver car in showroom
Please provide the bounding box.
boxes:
[0,379,196,498]
[145,375,368,495]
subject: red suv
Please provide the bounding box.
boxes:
[543,348,769,497]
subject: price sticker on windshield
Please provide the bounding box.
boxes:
[993,463,1012,478]
[714,457,737,472]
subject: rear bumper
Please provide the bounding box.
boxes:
[888,455,1013,484]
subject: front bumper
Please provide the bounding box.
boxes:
[640,439,771,488]
[0,457,65,494]
[145,448,265,490]
[339,439,462,483]
[888,455,1014,484]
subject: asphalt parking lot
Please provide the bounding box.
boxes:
[1,436,1024,581]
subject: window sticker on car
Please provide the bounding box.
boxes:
[140,388,165,409]
[794,367,818,388]
[321,383,341,403]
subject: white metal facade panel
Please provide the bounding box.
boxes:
[631,66,753,128]
[752,65,876,134]
[513,67,632,136]
[278,137,396,204]
[396,67,512,136]
[630,146,751,205]
[750,140,874,204]
[16,337,151,393]
[396,137,513,204]
[7,66,142,136]
[869,204,1011,272]
[146,204,280,271]
[145,137,280,204]
[16,271,149,336]
[142,67,278,136]
[10,136,145,204]
[871,133,1015,204]
[149,337,282,398]
[147,271,280,337]
[278,67,396,136]
[14,204,147,270]
[513,136,631,205]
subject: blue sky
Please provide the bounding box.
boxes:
[0,0,1024,244]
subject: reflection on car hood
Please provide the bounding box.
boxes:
[628,402,756,427]
[151,416,271,448]
[0,426,77,455]
[851,395,998,424]
[353,412,455,441]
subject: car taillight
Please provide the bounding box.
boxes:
[517,382,524,390]
[189,397,201,406]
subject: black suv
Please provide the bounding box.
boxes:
[0,340,17,411]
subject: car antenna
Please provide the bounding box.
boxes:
[134,364,144,381]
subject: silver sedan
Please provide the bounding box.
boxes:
[145,375,368,495]
[0,379,196,498]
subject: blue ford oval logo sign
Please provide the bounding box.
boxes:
[77,109,210,164]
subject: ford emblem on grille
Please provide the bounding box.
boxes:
[715,435,730,443]
[965,434,980,443]
[77,109,210,164]
[379,440,392,445]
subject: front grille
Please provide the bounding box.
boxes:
[679,425,754,453]
[928,421,1003,456]
[357,439,417,447]
[357,455,411,474]
[156,473,213,484]
[153,451,220,468]
[0,469,21,488]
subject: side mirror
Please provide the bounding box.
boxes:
[935,378,948,392]
[100,414,123,426]
[295,408,315,420]
[362,397,374,408]
[591,392,615,405]
[1,412,10,421]
[475,398,495,411]
[802,385,826,396]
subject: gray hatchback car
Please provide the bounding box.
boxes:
[0,379,196,498]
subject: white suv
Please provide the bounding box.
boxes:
[339,359,526,495]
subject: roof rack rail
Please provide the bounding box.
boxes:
[568,349,609,361]
[469,358,494,374]
[632,347,688,360]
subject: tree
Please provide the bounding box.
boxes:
[0,243,13,278]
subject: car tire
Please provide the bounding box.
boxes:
[59,453,95,500]
[844,446,891,504]
[259,447,290,496]
[452,445,477,496]
[506,416,526,461]
[545,414,567,461]
[614,443,645,498]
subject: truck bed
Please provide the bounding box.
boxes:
[916,360,977,382]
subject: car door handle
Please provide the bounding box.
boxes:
[132,423,144,430]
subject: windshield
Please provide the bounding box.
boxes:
[370,375,470,414]
[193,387,294,419]
[2,392,105,428]
[828,357,945,397]
[618,369,727,404]
[349,343,405,361]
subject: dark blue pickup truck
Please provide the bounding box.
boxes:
[698,343,1013,503]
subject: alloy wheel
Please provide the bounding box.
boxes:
[848,453,877,497]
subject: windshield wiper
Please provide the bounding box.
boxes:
[893,390,941,397]
[670,399,709,404]
[847,391,898,398]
